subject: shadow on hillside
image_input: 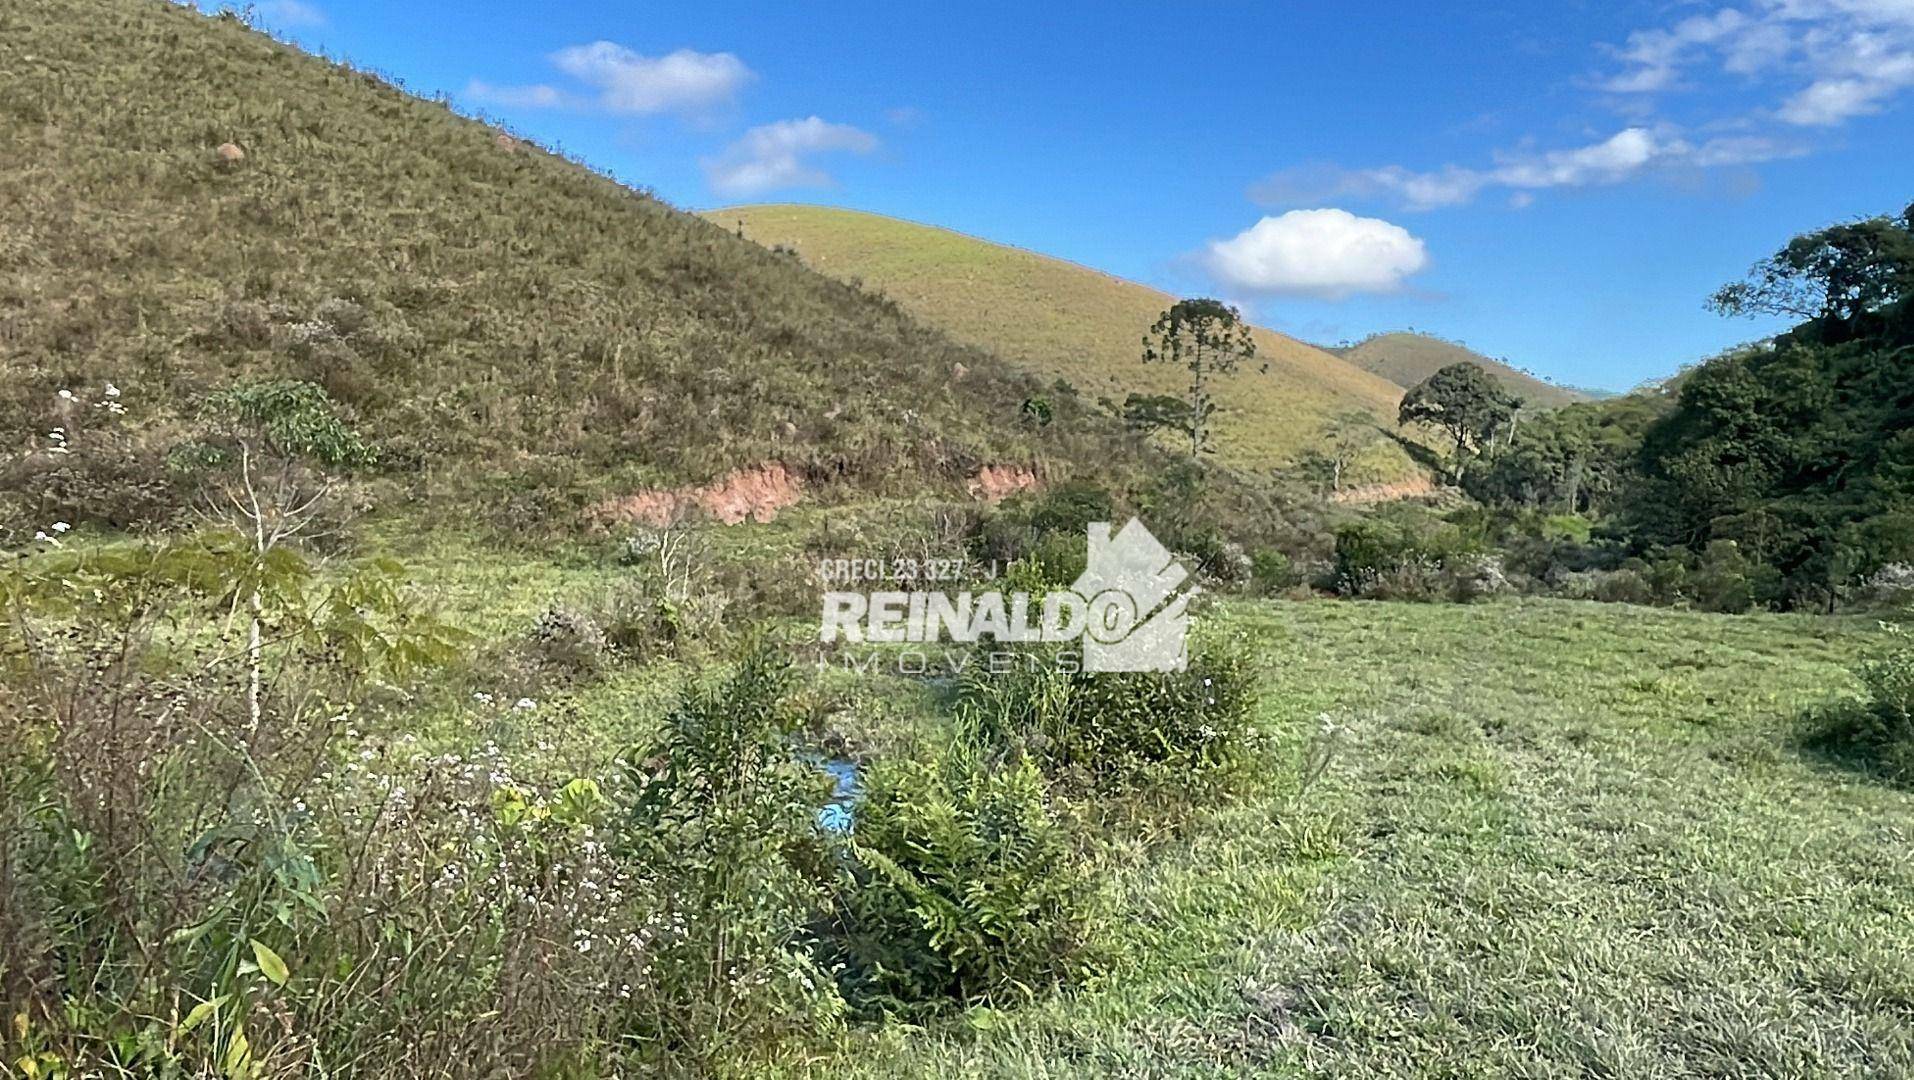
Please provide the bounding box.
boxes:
[1381,430,1450,478]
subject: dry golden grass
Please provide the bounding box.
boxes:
[707,205,1421,476]
[1336,331,1590,408]
[0,0,1180,533]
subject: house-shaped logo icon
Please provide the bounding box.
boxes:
[1069,519,1196,672]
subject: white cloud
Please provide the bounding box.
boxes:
[1601,1,1914,127]
[1778,77,1885,122]
[704,117,879,197]
[550,42,753,116]
[1492,127,1661,188]
[1776,29,1914,122]
[254,0,324,27]
[1602,9,1752,92]
[1243,0,1909,217]
[1252,126,1806,212]
[464,80,572,110]
[465,42,753,117]
[1364,165,1488,210]
[1202,209,1429,299]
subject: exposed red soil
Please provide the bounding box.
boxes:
[966,464,1039,503]
[592,461,804,527]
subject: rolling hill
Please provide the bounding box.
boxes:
[704,205,1418,476]
[0,0,1169,534]
[1332,332,1590,409]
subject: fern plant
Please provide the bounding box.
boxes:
[831,746,1105,1014]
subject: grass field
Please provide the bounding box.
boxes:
[358,535,1914,1076]
[705,205,1420,480]
[774,597,1907,1078]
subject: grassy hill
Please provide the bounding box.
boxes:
[1333,331,1590,409]
[704,205,1417,477]
[0,0,1167,535]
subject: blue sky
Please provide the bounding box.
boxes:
[245,0,1912,391]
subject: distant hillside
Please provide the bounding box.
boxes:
[0,0,1163,532]
[1333,332,1590,409]
[705,205,1417,476]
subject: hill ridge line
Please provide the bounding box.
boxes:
[705,202,1325,351]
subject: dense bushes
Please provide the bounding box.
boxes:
[831,751,1104,1013]
[612,651,849,1063]
[1459,205,1914,610]
[1331,511,1499,602]
[955,642,1264,799]
[822,633,1269,1015]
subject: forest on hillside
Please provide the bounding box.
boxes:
[1337,203,1914,614]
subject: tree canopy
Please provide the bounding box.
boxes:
[1709,202,1914,325]
[1468,200,1914,608]
[1141,298,1256,460]
[1397,362,1521,476]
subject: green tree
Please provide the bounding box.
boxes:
[1398,362,1520,479]
[1321,409,1380,493]
[1624,200,1914,608]
[202,379,377,731]
[1709,202,1914,324]
[1141,298,1256,460]
[1120,392,1194,441]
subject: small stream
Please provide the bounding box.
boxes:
[812,756,861,834]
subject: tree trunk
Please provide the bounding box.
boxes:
[1188,342,1206,461]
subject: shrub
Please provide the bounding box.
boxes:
[831,749,1104,1013]
[1248,547,1297,596]
[1180,527,1252,585]
[1692,539,1763,613]
[523,605,609,675]
[1024,480,1115,535]
[969,481,1114,571]
[1332,515,1484,600]
[1859,563,1914,609]
[957,641,1264,799]
[1438,552,1510,603]
[612,650,847,1063]
[1573,565,1654,605]
[1803,624,1914,780]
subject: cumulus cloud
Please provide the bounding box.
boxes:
[466,42,753,117]
[551,42,753,115]
[1202,209,1429,300]
[704,117,879,196]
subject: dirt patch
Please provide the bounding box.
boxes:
[1330,476,1438,505]
[593,462,804,527]
[967,464,1038,503]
